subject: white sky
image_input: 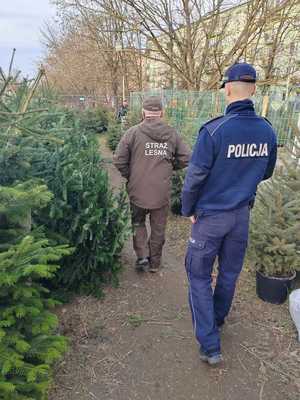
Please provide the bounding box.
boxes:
[0,0,57,77]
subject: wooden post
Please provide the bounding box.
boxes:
[261,95,270,117]
[213,91,220,116]
[122,75,125,102]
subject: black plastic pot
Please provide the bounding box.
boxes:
[296,271,300,288]
[256,270,296,304]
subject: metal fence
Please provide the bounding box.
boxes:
[58,94,118,110]
[130,89,300,146]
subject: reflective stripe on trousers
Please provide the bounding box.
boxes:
[185,206,250,355]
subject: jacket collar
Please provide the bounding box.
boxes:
[225,99,256,115]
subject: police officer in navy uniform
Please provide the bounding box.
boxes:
[181,63,277,365]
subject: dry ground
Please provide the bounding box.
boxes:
[49,137,300,400]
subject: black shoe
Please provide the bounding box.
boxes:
[135,257,149,271]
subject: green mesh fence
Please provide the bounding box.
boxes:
[263,93,299,147]
[130,89,300,147]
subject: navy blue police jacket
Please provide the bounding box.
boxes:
[181,99,277,216]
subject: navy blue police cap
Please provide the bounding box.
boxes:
[220,62,257,88]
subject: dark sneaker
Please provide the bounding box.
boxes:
[135,257,149,271]
[199,349,223,366]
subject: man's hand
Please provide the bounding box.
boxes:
[190,215,197,224]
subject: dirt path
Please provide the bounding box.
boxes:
[50,137,300,400]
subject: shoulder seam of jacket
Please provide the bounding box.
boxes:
[209,114,238,136]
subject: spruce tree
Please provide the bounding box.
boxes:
[1,73,129,297]
[249,131,300,277]
[0,69,71,399]
[0,236,70,400]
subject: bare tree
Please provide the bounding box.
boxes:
[96,0,300,90]
[47,0,144,104]
[247,0,300,93]
[48,0,300,93]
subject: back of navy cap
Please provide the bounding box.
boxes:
[220,63,257,88]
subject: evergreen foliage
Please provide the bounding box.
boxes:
[0,181,52,249]
[0,118,71,399]
[171,170,185,215]
[1,78,130,296]
[107,119,123,151]
[78,107,109,134]
[35,131,130,296]
[0,66,129,397]
[249,134,300,277]
[123,110,142,130]
[0,236,70,400]
[107,110,142,152]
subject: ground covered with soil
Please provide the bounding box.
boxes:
[49,137,300,400]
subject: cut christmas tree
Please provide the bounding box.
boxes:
[249,128,300,304]
[0,52,130,398]
[1,63,130,297]
[0,236,70,400]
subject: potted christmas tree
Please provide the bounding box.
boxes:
[249,131,300,304]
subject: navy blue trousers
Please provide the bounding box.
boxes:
[185,206,250,356]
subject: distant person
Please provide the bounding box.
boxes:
[181,63,277,365]
[114,96,190,272]
[117,99,129,122]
